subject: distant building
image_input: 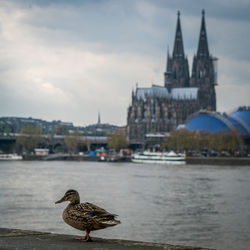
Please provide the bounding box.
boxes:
[127,10,217,143]
[84,113,121,136]
[184,108,250,151]
[0,112,123,139]
[34,148,49,156]
[0,116,74,135]
[185,109,250,137]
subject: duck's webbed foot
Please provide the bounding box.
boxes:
[75,230,92,242]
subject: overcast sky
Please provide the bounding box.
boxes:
[0,0,250,126]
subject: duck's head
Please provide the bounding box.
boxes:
[55,189,80,205]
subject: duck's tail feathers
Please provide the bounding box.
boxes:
[101,219,121,227]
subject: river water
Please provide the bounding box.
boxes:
[0,161,249,250]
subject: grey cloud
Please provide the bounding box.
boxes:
[0,0,249,125]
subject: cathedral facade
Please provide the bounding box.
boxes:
[127,10,217,142]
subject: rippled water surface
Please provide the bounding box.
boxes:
[0,161,249,250]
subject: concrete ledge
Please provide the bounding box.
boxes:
[0,228,213,250]
[186,157,250,166]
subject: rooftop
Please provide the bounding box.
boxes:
[135,85,198,101]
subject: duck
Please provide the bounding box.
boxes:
[55,189,120,242]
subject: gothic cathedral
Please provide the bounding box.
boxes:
[127,10,217,142]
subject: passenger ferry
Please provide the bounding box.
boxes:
[131,151,186,164]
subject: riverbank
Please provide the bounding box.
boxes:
[0,228,213,250]
[21,153,250,165]
[22,153,131,162]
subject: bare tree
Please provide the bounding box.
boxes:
[16,125,43,153]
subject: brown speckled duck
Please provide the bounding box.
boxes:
[55,189,120,242]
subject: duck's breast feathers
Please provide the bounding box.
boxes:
[75,202,118,218]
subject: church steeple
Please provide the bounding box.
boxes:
[197,9,209,58]
[98,112,101,125]
[164,10,189,88]
[173,11,184,58]
[191,9,216,111]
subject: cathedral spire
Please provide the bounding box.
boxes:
[165,11,189,88]
[173,11,185,58]
[197,9,209,58]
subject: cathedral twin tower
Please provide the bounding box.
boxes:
[127,10,217,142]
[165,10,217,110]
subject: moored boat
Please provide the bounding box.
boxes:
[131,151,185,164]
[0,154,23,161]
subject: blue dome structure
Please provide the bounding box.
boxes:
[185,110,250,137]
[229,110,250,130]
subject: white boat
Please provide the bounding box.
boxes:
[0,154,23,160]
[131,151,186,164]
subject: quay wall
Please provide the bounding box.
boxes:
[22,154,131,162]
[0,228,213,250]
[186,157,250,166]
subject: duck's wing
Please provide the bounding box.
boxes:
[66,206,96,230]
[75,202,117,218]
[67,203,120,231]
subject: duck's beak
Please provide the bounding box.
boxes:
[55,196,66,204]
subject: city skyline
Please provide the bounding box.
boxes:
[0,0,250,126]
